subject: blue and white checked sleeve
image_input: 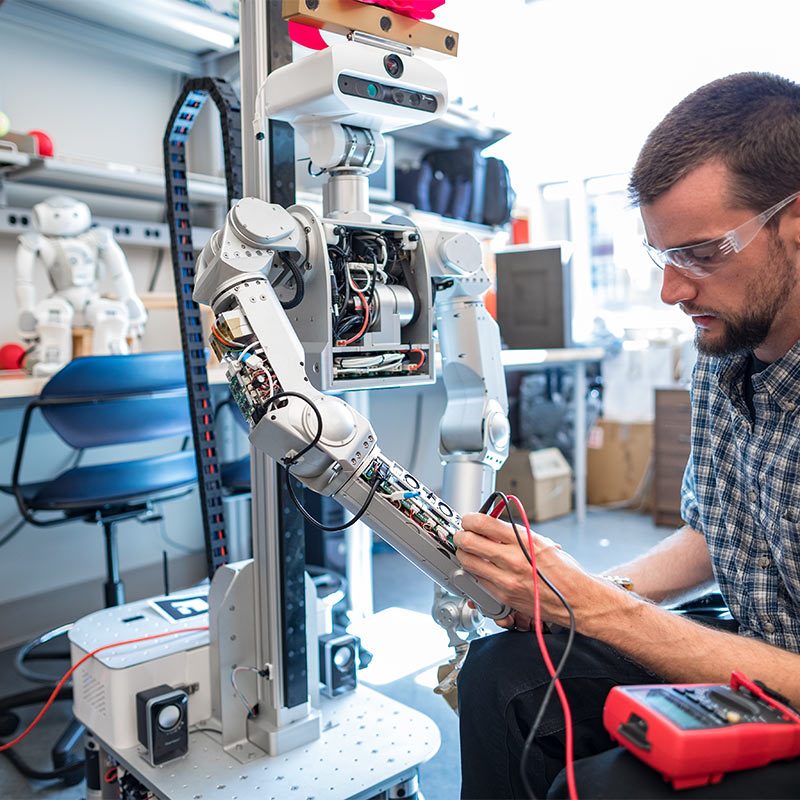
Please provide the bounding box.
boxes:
[680,456,703,534]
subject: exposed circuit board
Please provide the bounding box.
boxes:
[362,456,460,556]
[210,309,283,428]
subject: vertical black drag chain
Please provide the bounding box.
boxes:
[163,77,243,578]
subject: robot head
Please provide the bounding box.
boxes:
[261,41,448,176]
[33,196,92,237]
[262,41,448,135]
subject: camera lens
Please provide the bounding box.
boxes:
[384,53,404,79]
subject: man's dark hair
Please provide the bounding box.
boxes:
[629,72,800,211]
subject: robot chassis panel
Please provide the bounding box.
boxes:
[68,3,511,797]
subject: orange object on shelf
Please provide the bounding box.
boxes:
[511,216,530,245]
[484,287,496,320]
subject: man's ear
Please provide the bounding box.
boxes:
[780,197,800,248]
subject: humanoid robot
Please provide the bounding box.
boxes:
[66,4,511,793]
[15,195,148,376]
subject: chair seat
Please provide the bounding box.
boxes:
[3,451,197,512]
[221,455,251,493]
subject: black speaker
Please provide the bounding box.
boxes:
[319,632,359,698]
[135,684,188,766]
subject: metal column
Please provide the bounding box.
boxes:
[573,360,587,524]
[342,391,374,619]
[239,0,319,753]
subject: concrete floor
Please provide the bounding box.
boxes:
[0,507,670,800]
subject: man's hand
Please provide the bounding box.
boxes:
[454,512,624,633]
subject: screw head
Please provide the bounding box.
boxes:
[445,35,456,51]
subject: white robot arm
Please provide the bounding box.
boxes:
[194,197,510,620]
[15,232,50,342]
[420,228,511,645]
[92,227,148,338]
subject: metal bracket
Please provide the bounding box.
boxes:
[282,0,459,56]
[348,30,414,55]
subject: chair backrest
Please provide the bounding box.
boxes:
[39,352,192,450]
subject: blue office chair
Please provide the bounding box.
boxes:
[216,396,252,495]
[4,351,197,608]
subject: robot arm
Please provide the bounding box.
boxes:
[425,229,510,509]
[420,228,512,645]
[194,197,510,620]
[92,227,148,337]
[15,232,47,341]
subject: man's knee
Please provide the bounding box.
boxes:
[459,630,559,712]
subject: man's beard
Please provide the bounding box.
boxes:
[691,234,797,357]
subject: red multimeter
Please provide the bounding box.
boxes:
[603,671,800,790]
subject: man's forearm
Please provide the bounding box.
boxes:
[608,525,715,603]
[586,592,800,708]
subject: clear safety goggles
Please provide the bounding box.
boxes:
[643,190,800,278]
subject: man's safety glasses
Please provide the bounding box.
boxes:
[643,190,800,278]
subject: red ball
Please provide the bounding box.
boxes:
[27,129,54,158]
[0,343,26,370]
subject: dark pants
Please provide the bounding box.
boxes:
[458,629,800,800]
[458,628,661,799]
[547,746,800,799]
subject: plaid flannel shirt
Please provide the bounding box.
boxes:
[681,340,800,652]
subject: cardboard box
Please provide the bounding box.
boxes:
[587,420,653,506]
[497,447,573,522]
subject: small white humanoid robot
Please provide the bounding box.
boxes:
[15,196,148,376]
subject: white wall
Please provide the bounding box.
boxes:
[486,0,800,197]
[0,22,208,613]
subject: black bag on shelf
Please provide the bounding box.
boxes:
[483,156,516,226]
[448,176,473,221]
[394,161,433,212]
[423,144,486,223]
[395,162,455,217]
[428,169,453,217]
[395,143,515,226]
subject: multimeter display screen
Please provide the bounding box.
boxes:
[646,690,709,729]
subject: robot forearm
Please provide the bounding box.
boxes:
[199,266,509,620]
[15,236,41,337]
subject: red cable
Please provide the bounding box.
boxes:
[0,626,209,753]
[489,496,578,800]
[338,286,370,346]
[211,326,240,350]
[407,348,426,372]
